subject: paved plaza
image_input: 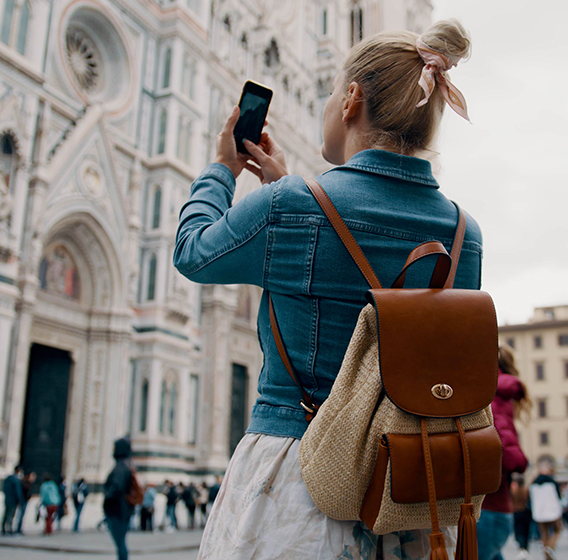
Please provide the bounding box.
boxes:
[0,524,566,560]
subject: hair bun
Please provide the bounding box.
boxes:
[420,19,471,62]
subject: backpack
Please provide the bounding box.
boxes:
[268,179,502,560]
[126,470,144,507]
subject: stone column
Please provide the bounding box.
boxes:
[1,174,48,470]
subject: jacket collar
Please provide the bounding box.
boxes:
[333,149,439,188]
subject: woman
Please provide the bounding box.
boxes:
[477,346,530,560]
[39,473,61,535]
[175,19,478,560]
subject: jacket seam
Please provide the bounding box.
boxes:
[271,216,482,253]
[321,165,439,187]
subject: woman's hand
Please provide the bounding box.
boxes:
[243,134,288,184]
[214,106,249,178]
[214,106,288,183]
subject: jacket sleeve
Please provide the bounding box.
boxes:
[173,163,275,287]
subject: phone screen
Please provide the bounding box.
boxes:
[234,83,272,153]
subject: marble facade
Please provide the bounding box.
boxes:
[0,0,432,483]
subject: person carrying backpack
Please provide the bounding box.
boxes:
[175,19,485,560]
[103,437,135,560]
[39,473,61,535]
[530,462,563,560]
[72,478,89,533]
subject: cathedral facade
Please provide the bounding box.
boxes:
[0,0,432,483]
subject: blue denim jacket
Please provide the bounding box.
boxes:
[174,149,483,439]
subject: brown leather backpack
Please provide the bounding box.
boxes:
[268,179,502,560]
[126,469,144,507]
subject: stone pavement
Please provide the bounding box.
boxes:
[0,507,566,559]
[502,529,568,560]
[0,528,203,559]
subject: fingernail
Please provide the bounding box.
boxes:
[243,139,251,144]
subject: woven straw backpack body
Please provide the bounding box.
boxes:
[268,179,502,560]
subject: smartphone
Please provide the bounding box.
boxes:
[234,81,273,155]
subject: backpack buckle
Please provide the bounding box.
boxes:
[300,401,315,414]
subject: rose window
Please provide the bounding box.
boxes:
[66,29,101,93]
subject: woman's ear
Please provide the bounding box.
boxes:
[342,82,364,123]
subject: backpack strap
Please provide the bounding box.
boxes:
[390,241,452,289]
[268,294,319,421]
[444,203,466,289]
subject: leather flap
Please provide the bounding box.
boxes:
[367,288,498,417]
[386,426,502,504]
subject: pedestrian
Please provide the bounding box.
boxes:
[1,464,24,535]
[16,471,36,535]
[39,473,61,535]
[55,475,67,531]
[181,482,197,529]
[561,483,568,526]
[174,17,482,559]
[103,437,135,560]
[140,484,156,532]
[165,480,178,531]
[208,476,222,509]
[196,483,208,528]
[511,475,532,559]
[477,346,530,560]
[72,478,89,533]
[530,462,563,560]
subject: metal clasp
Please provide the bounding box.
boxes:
[299,401,315,414]
[431,383,454,400]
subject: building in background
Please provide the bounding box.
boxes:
[0,0,432,484]
[499,305,568,481]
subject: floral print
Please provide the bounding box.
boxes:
[198,433,456,560]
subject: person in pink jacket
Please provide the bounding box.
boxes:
[477,346,531,560]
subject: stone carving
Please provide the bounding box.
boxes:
[66,28,101,93]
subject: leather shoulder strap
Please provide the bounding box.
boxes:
[268,293,319,421]
[305,178,382,289]
[444,203,466,289]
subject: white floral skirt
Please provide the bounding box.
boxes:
[197,433,456,560]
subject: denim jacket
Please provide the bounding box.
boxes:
[174,149,483,440]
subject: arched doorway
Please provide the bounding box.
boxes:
[7,212,130,481]
[20,344,73,480]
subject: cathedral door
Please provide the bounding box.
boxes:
[229,363,248,456]
[20,344,72,480]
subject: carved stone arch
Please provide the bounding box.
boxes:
[0,129,21,158]
[41,211,125,310]
[162,367,179,386]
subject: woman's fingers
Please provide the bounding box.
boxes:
[221,106,240,136]
[243,139,268,161]
[244,162,263,181]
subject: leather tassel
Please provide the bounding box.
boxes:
[429,532,450,560]
[455,503,478,560]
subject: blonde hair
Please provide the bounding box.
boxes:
[342,19,471,155]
